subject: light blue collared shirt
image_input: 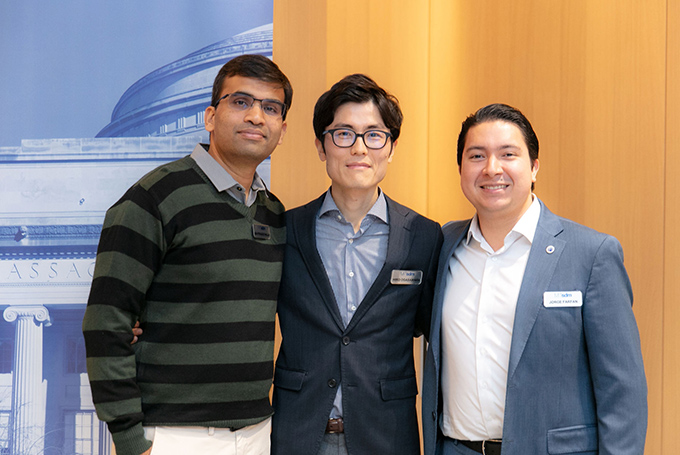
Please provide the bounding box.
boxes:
[190,143,268,207]
[315,189,389,418]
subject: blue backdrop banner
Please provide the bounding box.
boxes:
[0,2,274,454]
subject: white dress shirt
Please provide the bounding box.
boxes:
[440,196,540,440]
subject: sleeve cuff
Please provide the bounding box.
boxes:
[111,423,152,455]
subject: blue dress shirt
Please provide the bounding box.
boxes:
[315,189,389,419]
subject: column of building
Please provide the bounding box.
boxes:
[3,305,50,455]
[99,419,112,455]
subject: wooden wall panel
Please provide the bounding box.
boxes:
[323,0,432,215]
[274,1,671,452]
[271,0,328,209]
[428,0,476,222]
[665,0,680,451]
[274,0,434,213]
[424,4,666,447]
[580,6,666,451]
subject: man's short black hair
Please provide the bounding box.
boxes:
[457,103,539,166]
[313,74,402,142]
[211,54,293,120]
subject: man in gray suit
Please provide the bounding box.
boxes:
[272,74,442,455]
[422,104,647,455]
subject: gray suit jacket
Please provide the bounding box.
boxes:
[422,200,647,455]
[272,193,443,455]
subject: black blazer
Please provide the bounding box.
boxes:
[271,193,443,455]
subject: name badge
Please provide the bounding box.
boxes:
[390,270,423,285]
[252,224,271,240]
[543,291,583,308]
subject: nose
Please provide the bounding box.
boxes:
[350,136,368,155]
[243,101,265,125]
[484,155,502,176]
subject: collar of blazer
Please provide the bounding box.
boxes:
[431,200,565,375]
[291,192,417,333]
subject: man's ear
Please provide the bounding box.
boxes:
[531,158,540,182]
[387,139,397,163]
[204,106,216,133]
[316,138,327,162]
[277,122,288,146]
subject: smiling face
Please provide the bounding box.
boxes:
[204,75,287,174]
[459,120,539,225]
[316,101,395,201]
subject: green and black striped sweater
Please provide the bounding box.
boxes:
[82,156,285,455]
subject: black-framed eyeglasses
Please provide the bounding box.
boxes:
[213,92,286,118]
[322,128,392,150]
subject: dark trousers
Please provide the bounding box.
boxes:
[317,433,349,455]
[438,437,484,455]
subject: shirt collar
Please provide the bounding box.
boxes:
[467,195,541,247]
[191,143,267,194]
[318,188,389,225]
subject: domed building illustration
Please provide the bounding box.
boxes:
[97,24,273,141]
[0,24,272,455]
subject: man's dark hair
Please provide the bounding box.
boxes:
[313,74,403,143]
[211,54,293,120]
[457,103,539,167]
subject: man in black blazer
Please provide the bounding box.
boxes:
[271,74,443,455]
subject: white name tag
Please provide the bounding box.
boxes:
[543,291,583,308]
[390,270,423,285]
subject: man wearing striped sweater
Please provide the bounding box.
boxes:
[82,54,292,455]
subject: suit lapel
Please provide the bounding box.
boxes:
[507,203,565,381]
[344,196,412,333]
[293,194,345,331]
[430,221,470,370]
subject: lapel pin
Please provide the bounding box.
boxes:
[546,245,555,254]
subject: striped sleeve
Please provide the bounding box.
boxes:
[82,184,163,455]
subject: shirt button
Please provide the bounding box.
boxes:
[350,306,356,311]
[236,186,243,192]
[348,239,354,244]
[349,271,354,278]
[491,257,498,262]
[328,379,337,388]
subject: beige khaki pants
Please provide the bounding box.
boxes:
[143,418,271,455]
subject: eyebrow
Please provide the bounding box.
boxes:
[230,91,254,97]
[231,91,284,102]
[332,123,386,130]
[465,144,521,152]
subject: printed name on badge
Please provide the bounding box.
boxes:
[390,270,423,285]
[543,291,583,308]
[252,224,271,240]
